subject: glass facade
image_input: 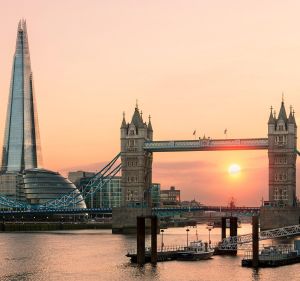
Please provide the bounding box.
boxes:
[151,183,161,207]
[1,20,42,172]
[83,177,122,208]
[0,20,85,209]
[20,169,86,208]
[72,173,160,208]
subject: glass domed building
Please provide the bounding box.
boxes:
[19,169,86,208]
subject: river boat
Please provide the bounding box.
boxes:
[176,240,214,261]
[242,243,300,267]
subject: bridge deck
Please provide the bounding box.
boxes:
[144,138,269,152]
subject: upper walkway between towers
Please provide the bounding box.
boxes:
[143,138,269,152]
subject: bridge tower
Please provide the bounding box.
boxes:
[268,100,297,206]
[120,105,153,207]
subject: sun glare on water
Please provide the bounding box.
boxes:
[228,164,241,175]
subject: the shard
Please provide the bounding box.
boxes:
[0,20,86,209]
[1,19,42,172]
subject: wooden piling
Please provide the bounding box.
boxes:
[221,217,226,240]
[252,215,259,268]
[151,216,158,265]
[137,216,145,265]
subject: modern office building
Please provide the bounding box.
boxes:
[1,20,42,173]
[0,20,85,208]
[151,183,161,207]
[160,186,181,206]
[68,171,161,208]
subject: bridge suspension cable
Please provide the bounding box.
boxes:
[0,153,121,210]
[42,153,121,209]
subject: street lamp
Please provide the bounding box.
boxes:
[161,229,164,251]
[186,228,190,247]
[206,225,213,245]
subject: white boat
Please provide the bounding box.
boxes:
[177,240,214,261]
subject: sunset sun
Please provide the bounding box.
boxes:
[228,164,241,175]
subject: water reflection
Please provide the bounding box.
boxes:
[252,268,260,281]
[0,225,298,281]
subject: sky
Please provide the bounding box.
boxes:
[0,1,300,206]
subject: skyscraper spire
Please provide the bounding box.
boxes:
[1,20,42,172]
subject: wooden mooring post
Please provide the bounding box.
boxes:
[252,215,259,268]
[216,216,238,255]
[151,216,158,265]
[221,217,226,240]
[137,216,145,265]
[136,215,158,266]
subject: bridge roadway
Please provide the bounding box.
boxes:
[0,206,260,216]
[144,138,269,152]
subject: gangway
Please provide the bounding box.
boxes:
[219,224,300,250]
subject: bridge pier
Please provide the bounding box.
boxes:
[112,207,152,234]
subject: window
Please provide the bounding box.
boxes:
[275,135,287,145]
[275,172,287,181]
[128,140,135,147]
[275,157,287,164]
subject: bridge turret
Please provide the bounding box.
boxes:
[147,115,153,140]
[288,107,297,133]
[268,107,276,133]
[268,99,297,207]
[120,104,153,207]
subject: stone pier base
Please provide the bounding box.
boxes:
[260,206,300,230]
[112,207,152,234]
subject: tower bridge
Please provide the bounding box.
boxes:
[112,99,299,232]
[120,100,297,212]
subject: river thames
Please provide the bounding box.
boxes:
[0,224,299,281]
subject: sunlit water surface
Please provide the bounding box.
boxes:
[0,224,299,281]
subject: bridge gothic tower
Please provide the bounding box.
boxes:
[268,100,297,206]
[120,105,153,207]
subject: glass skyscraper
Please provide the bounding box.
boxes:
[0,20,86,209]
[1,19,42,172]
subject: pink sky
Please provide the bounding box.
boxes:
[0,1,300,205]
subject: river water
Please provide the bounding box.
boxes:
[0,224,299,281]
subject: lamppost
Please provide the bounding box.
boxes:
[161,229,164,251]
[186,228,190,247]
[206,225,213,245]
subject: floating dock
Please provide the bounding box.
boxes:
[126,246,185,263]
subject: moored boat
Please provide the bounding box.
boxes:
[177,240,214,261]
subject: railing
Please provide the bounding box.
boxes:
[219,224,300,249]
[243,244,294,260]
[127,245,188,255]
